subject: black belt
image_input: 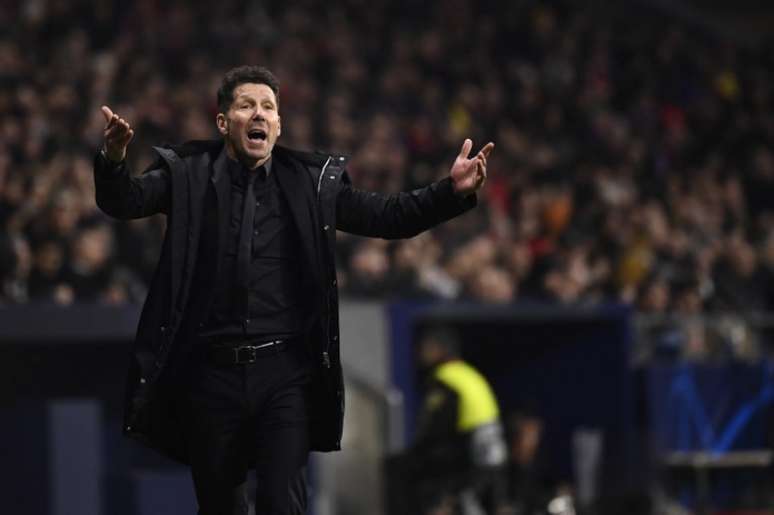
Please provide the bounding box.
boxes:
[207,338,290,365]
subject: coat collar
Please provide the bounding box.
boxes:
[211,144,230,186]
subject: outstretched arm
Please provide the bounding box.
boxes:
[336,139,493,239]
[93,106,170,220]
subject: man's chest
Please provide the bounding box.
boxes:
[225,174,302,259]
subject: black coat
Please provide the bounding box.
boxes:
[93,139,476,463]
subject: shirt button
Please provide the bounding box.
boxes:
[253,230,259,236]
[256,201,261,207]
[139,377,146,384]
[245,319,250,324]
[332,279,337,286]
[323,225,329,231]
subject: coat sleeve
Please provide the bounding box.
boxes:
[93,151,171,220]
[335,175,477,239]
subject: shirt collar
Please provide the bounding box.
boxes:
[226,155,273,183]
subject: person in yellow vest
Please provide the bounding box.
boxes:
[412,327,507,515]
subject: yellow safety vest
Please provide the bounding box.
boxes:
[434,360,500,432]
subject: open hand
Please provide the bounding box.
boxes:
[101,105,134,163]
[450,139,494,197]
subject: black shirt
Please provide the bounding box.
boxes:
[199,155,305,341]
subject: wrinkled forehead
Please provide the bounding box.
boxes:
[232,82,278,105]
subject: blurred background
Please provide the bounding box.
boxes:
[2,0,774,513]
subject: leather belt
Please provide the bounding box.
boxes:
[207,339,289,365]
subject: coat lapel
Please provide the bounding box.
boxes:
[152,146,188,320]
[211,148,231,283]
[273,151,319,275]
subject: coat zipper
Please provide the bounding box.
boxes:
[317,156,331,196]
[318,156,333,367]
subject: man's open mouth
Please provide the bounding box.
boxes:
[247,129,267,141]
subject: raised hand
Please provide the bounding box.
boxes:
[101,105,134,163]
[449,139,494,197]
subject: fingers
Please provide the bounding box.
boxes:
[477,158,487,179]
[473,143,493,176]
[474,150,488,169]
[109,126,133,146]
[478,142,495,159]
[476,161,486,182]
[104,115,132,138]
[105,124,132,146]
[115,127,134,145]
[101,105,114,125]
[101,106,132,136]
[458,138,473,159]
[476,159,487,188]
[102,108,134,161]
[459,139,494,164]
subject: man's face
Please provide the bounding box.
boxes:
[418,338,444,369]
[217,82,281,168]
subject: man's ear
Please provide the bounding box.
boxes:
[216,113,228,136]
[277,116,281,138]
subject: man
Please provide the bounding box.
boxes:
[94,65,493,515]
[411,327,507,514]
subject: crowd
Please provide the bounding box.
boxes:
[2,0,774,316]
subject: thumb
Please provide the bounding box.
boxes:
[101,105,114,124]
[458,138,472,159]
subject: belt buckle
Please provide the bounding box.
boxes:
[235,346,257,364]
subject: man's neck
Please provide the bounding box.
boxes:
[224,144,271,171]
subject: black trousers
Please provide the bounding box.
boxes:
[181,341,313,515]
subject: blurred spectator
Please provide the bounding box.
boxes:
[637,275,671,314]
[0,233,19,304]
[62,224,115,302]
[469,265,515,303]
[28,240,70,303]
[3,235,32,304]
[712,235,768,312]
[501,408,555,515]
[346,239,391,297]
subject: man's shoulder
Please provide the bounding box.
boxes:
[273,145,348,169]
[157,139,224,160]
